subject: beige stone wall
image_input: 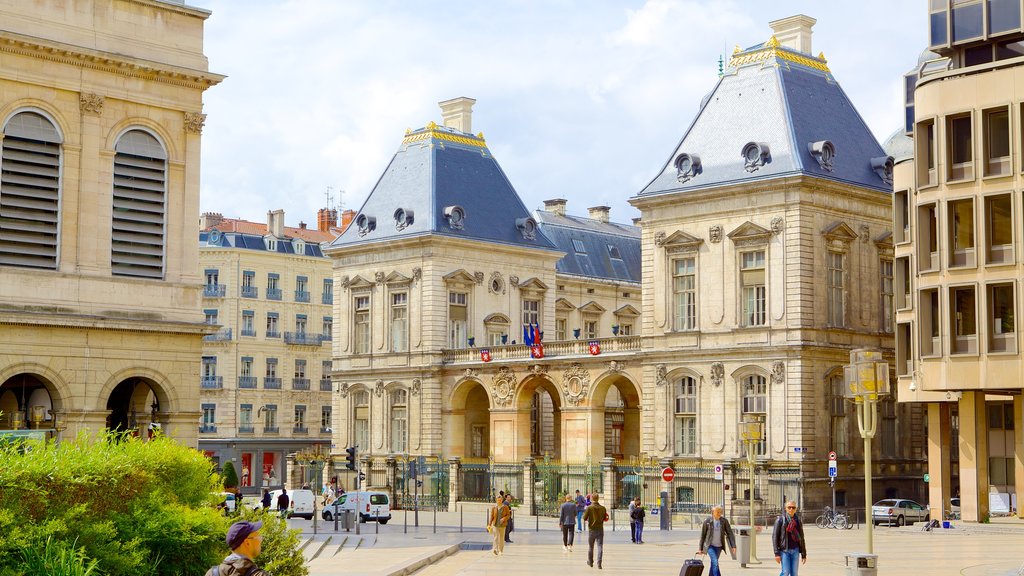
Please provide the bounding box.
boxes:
[0,0,221,446]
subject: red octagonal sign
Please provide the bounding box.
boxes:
[662,467,675,482]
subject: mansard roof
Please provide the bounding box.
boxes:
[534,210,641,284]
[328,122,559,253]
[635,36,892,200]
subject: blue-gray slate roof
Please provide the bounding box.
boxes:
[200,231,326,257]
[534,210,641,283]
[329,124,559,253]
[636,41,891,198]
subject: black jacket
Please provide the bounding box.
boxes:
[772,514,807,558]
[699,516,736,551]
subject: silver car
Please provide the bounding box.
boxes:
[872,499,929,526]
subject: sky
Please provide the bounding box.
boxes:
[197,0,926,228]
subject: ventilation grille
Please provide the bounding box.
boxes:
[111,131,166,278]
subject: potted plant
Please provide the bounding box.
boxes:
[612,324,620,336]
[467,336,475,347]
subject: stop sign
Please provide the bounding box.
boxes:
[662,467,675,482]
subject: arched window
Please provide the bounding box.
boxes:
[390,388,408,453]
[741,374,767,456]
[828,373,849,455]
[0,111,62,269]
[674,376,697,455]
[352,390,370,450]
[111,129,167,278]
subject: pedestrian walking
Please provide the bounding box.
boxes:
[772,500,807,575]
[628,497,637,543]
[575,490,587,533]
[487,494,511,556]
[558,494,577,551]
[205,520,269,576]
[503,493,515,543]
[630,497,646,544]
[276,487,289,519]
[698,505,737,576]
[260,488,271,510]
[582,493,608,569]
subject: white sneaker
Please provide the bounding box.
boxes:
[499,551,503,556]
[563,546,568,552]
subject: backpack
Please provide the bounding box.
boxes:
[210,566,259,576]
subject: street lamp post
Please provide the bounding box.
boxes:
[739,417,764,564]
[844,349,889,560]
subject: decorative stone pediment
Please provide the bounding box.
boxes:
[555,298,577,312]
[727,221,772,247]
[578,301,606,314]
[443,269,476,285]
[661,229,704,254]
[561,363,590,406]
[613,304,640,317]
[822,221,858,251]
[483,313,511,324]
[874,232,894,257]
[384,271,412,285]
[347,275,374,290]
[518,277,549,291]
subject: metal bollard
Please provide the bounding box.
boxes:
[375,516,379,533]
[460,506,463,533]
[334,507,338,532]
[404,502,408,534]
[611,508,615,531]
[433,503,436,534]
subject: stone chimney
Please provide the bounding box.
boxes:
[769,14,816,55]
[340,209,356,232]
[199,212,223,230]
[543,198,567,216]
[317,208,338,232]
[439,97,476,133]
[588,206,610,223]
[267,209,285,237]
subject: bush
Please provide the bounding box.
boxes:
[0,432,305,576]
[229,508,308,576]
[221,461,239,490]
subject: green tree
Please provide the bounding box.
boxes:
[221,461,239,490]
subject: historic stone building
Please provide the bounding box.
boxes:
[895,2,1024,521]
[324,17,928,515]
[197,209,345,493]
[0,0,222,446]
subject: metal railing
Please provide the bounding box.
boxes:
[292,378,310,390]
[203,284,226,297]
[238,424,254,434]
[441,335,641,364]
[199,424,217,433]
[200,376,223,389]
[241,286,258,298]
[238,376,257,389]
[295,290,310,303]
[264,426,279,434]
[284,332,323,346]
[240,328,256,337]
[203,328,232,342]
[319,378,332,392]
[322,294,333,305]
[293,425,308,434]
[266,288,282,300]
[264,377,281,389]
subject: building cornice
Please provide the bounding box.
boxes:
[0,307,214,335]
[0,30,225,91]
[128,0,213,19]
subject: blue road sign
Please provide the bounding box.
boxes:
[828,466,837,478]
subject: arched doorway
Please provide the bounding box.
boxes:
[448,379,491,459]
[590,374,641,459]
[0,373,58,432]
[515,375,562,460]
[105,378,161,435]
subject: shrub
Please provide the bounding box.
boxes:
[227,507,308,576]
[221,461,239,490]
[19,538,102,576]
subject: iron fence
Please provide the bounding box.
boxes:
[396,456,450,509]
[458,459,524,503]
[533,458,601,516]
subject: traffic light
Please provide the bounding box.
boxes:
[345,446,357,471]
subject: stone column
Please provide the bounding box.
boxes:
[448,457,461,512]
[958,391,990,522]
[522,457,535,514]
[1015,395,1024,520]
[601,457,616,507]
[927,403,952,522]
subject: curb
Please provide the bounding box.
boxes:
[381,543,462,576]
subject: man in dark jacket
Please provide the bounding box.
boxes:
[260,489,272,510]
[276,488,289,519]
[772,501,807,575]
[205,520,269,576]
[698,506,737,576]
[558,494,577,551]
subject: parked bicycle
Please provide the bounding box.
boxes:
[815,506,850,529]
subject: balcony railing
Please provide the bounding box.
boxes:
[203,284,227,298]
[267,288,282,301]
[200,375,223,389]
[199,424,217,433]
[319,378,332,392]
[284,332,323,346]
[322,293,333,305]
[241,286,258,298]
[203,328,232,342]
[293,425,308,434]
[441,335,642,364]
[320,426,331,434]
[292,378,310,390]
[266,330,281,338]
[264,377,281,389]
[238,424,254,434]
[264,426,279,434]
[321,332,332,341]
[295,290,310,303]
[240,328,256,337]
[238,376,257,389]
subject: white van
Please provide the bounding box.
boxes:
[269,489,316,520]
[321,491,391,524]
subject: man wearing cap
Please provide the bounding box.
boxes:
[205,520,270,576]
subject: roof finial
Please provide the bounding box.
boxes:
[718,54,723,76]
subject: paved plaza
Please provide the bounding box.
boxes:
[288,512,1024,576]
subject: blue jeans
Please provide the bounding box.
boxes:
[634,520,644,543]
[779,549,801,576]
[576,510,584,531]
[707,546,723,576]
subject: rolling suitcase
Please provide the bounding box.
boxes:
[680,555,704,576]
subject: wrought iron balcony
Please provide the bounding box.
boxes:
[292,378,310,390]
[240,328,256,337]
[284,331,323,346]
[293,425,308,434]
[266,330,281,338]
[319,378,332,392]
[264,377,281,389]
[238,424,254,434]
[322,293,333,305]
[319,426,332,434]
[203,328,232,342]
[294,290,310,303]
[200,375,223,389]
[203,284,227,298]
[241,286,258,298]
[199,424,217,433]
[263,426,279,434]
[266,288,282,301]
[440,335,642,364]
[320,331,332,342]
[238,376,257,389]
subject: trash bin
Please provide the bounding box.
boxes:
[734,526,752,567]
[845,553,878,575]
[339,510,354,531]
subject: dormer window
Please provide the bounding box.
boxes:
[742,142,771,172]
[871,156,895,185]
[572,239,586,254]
[355,214,376,236]
[516,217,537,240]
[674,153,702,183]
[394,207,414,230]
[444,205,465,230]
[808,140,835,171]
[291,238,305,254]
[608,244,622,260]
[265,236,278,251]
